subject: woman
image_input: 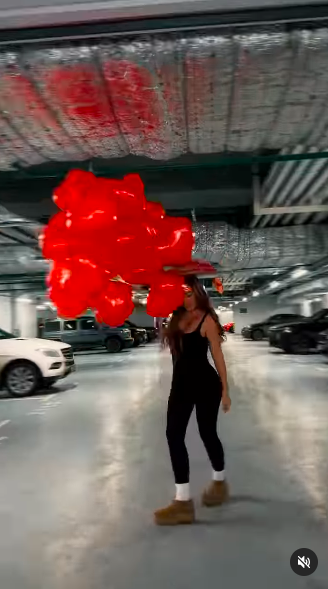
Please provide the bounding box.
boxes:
[154,275,231,525]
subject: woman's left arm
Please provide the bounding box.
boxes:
[205,316,231,413]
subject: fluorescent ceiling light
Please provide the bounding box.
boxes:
[36,305,46,310]
[19,297,32,303]
[242,297,248,302]
[269,281,281,289]
[292,267,308,279]
[252,291,259,297]
[229,303,233,307]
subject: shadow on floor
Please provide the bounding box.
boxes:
[0,381,78,399]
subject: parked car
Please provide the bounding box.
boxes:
[223,322,235,333]
[143,325,158,342]
[43,317,133,353]
[241,313,303,341]
[124,321,147,347]
[268,309,328,354]
[0,327,74,397]
[317,329,328,357]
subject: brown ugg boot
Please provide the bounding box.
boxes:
[202,480,229,507]
[154,500,195,526]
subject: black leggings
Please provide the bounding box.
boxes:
[166,374,225,484]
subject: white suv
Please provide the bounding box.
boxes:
[0,327,75,397]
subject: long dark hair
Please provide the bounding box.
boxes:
[163,275,225,357]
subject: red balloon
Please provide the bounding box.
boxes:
[79,177,118,219]
[94,281,134,327]
[147,272,185,317]
[44,170,197,320]
[157,216,194,267]
[116,174,146,220]
[145,200,165,221]
[68,212,118,270]
[53,169,96,213]
[48,258,107,317]
[41,211,74,262]
[119,269,155,286]
[212,277,224,294]
[115,221,155,271]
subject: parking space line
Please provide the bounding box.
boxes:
[0,436,8,443]
[0,396,43,402]
[41,393,57,403]
[0,420,10,429]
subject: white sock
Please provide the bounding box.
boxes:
[213,470,225,482]
[175,483,190,501]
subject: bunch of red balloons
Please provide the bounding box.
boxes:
[41,170,195,326]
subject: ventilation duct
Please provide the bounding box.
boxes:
[2,29,328,169]
[278,277,328,302]
[0,205,37,227]
[0,246,48,273]
[193,222,328,270]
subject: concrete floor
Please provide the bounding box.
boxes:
[0,338,327,589]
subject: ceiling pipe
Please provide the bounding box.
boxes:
[277,277,328,302]
[260,255,328,296]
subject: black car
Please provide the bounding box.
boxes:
[124,321,147,347]
[268,309,328,354]
[143,326,158,342]
[317,328,328,357]
[241,313,303,341]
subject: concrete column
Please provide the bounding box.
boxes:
[10,292,17,334]
[301,300,312,317]
[323,293,328,308]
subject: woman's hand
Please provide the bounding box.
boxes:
[221,391,231,413]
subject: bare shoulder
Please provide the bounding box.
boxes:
[204,314,216,327]
[201,314,218,336]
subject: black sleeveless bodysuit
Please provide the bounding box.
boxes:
[171,313,221,389]
[167,312,225,483]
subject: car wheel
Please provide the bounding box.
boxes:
[4,361,40,397]
[286,335,311,355]
[106,337,122,353]
[252,329,264,341]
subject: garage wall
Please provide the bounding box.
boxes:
[0,295,12,332]
[218,310,234,325]
[233,296,299,334]
[16,300,37,337]
[129,307,155,327]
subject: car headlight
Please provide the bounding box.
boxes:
[37,349,61,357]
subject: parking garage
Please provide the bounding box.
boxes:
[1,2,328,588]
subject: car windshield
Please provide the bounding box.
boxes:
[0,328,15,339]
